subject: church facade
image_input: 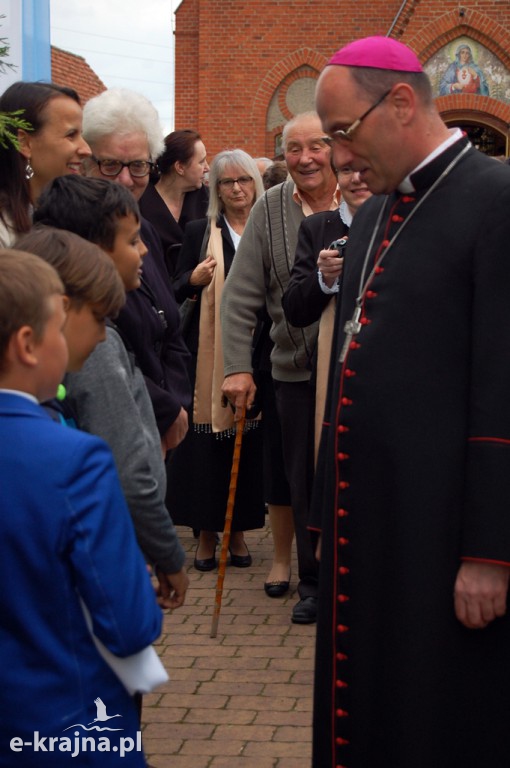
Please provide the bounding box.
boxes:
[174,0,510,158]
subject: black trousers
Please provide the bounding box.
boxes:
[273,378,319,599]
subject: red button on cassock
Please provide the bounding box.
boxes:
[336,679,348,688]
[337,508,348,517]
[338,537,349,546]
[339,566,350,575]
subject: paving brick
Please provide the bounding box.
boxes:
[180,739,248,757]
[211,759,277,768]
[254,711,312,728]
[185,708,257,726]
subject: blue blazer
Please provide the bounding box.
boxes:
[0,393,162,766]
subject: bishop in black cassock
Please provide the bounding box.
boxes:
[312,36,510,768]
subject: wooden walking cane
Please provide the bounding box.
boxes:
[210,404,246,638]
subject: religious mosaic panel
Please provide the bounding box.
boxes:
[425,38,510,103]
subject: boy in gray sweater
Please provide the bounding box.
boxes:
[30,176,189,609]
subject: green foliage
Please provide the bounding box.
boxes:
[0,40,15,75]
[0,15,31,150]
[0,14,15,75]
[0,110,32,150]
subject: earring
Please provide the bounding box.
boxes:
[25,161,34,181]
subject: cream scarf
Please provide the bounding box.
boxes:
[193,219,234,434]
[315,297,335,464]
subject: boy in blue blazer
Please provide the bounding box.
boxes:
[0,248,162,766]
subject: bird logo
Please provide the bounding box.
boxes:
[63,697,124,732]
[88,697,123,726]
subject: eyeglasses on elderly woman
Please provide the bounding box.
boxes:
[91,157,155,178]
[217,176,254,189]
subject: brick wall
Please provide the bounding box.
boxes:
[51,46,106,104]
[174,0,510,157]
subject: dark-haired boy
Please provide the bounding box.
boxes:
[29,176,188,607]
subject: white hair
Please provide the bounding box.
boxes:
[254,157,273,171]
[83,88,164,160]
[281,111,322,151]
[207,149,264,221]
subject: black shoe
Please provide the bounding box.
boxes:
[291,596,317,624]
[264,580,290,598]
[228,546,252,568]
[194,544,217,571]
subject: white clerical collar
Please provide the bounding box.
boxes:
[398,128,464,194]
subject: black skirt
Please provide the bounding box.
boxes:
[166,422,265,532]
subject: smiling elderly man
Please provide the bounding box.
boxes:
[221,112,339,625]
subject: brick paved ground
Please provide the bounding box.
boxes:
[142,523,315,768]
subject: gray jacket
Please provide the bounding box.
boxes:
[221,179,319,382]
[65,327,185,574]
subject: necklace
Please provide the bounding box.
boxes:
[339,142,471,363]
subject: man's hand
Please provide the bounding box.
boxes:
[454,561,509,629]
[162,407,189,453]
[155,567,190,610]
[221,373,256,421]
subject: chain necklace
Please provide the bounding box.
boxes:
[339,142,471,363]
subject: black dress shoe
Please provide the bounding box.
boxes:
[228,547,252,568]
[291,596,317,624]
[264,580,290,598]
[194,545,217,571]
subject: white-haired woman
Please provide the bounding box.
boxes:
[81,88,192,456]
[170,149,265,570]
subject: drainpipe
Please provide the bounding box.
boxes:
[387,0,409,37]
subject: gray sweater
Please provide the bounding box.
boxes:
[221,180,319,382]
[65,327,185,574]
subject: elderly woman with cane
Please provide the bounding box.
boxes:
[170,149,266,570]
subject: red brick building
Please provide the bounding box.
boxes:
[51,46,106,104]
[174,0,510,158]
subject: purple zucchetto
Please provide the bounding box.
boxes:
[328,36,423,73]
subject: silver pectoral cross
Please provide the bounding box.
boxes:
[339,305,362,363]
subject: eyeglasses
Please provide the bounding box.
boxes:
[92,158,155,178]
[324,89,391,144]
[218,176,253,189]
